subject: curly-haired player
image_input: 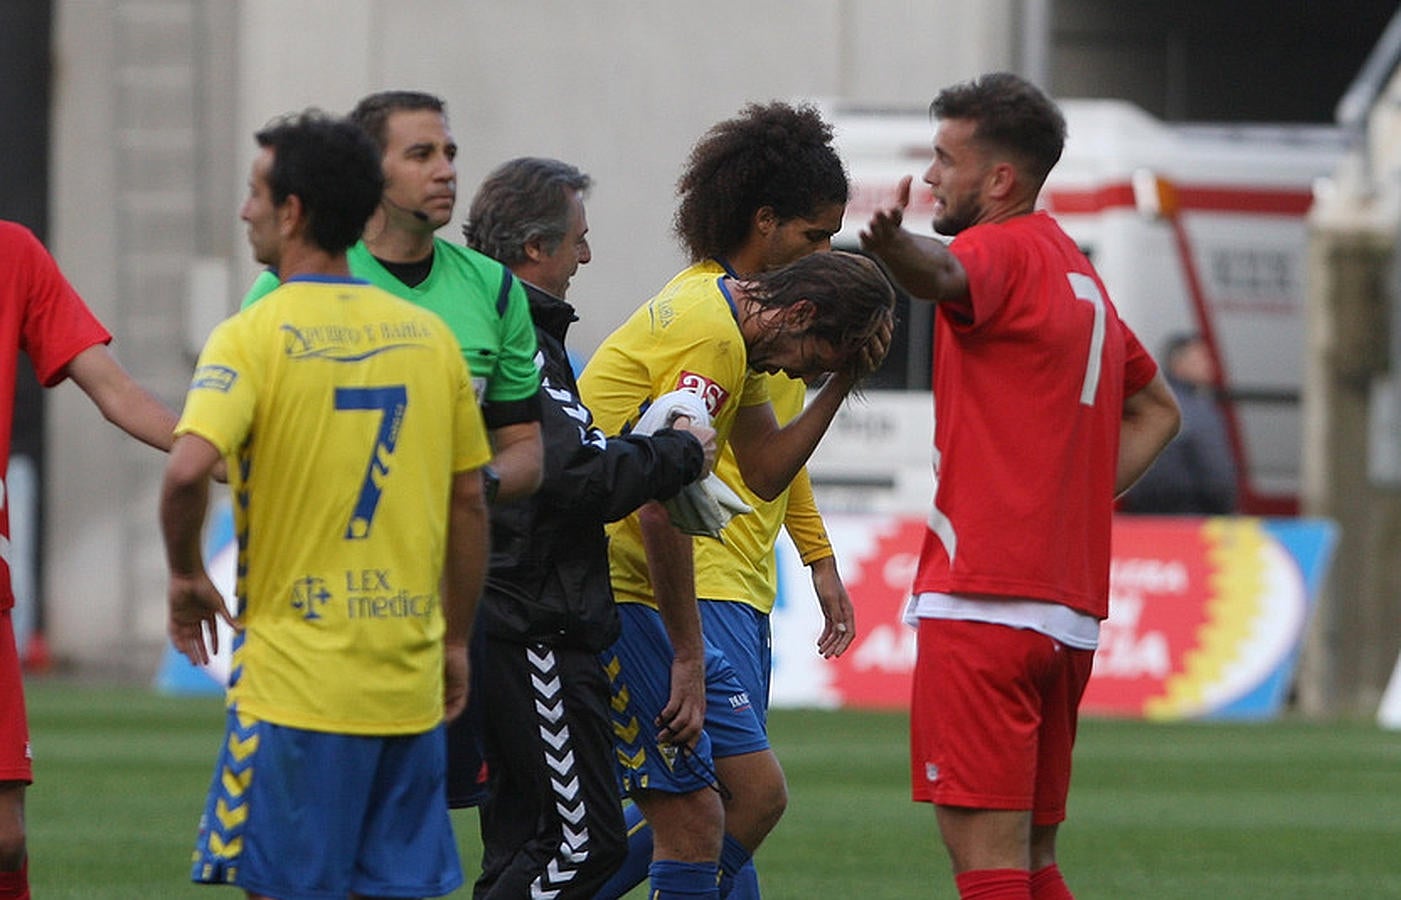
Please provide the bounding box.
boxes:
[588,102,882,900]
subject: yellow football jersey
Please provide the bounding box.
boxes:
[578,260,770,606]
[177,276,491,735]
[693,373,833,613]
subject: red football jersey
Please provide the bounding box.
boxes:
[912,212,1156,618]
[0,222,112,609]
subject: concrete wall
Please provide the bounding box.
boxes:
[224,0,1018,355]
[44,0,1021,671]
[48,0,224,673]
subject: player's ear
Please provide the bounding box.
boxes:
[785,299,816,329]
[986,161,1017,201]
[523,238,546,263]
[278,194,305,240]
[754,205,778,237]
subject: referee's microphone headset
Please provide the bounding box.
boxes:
[381,194,431,222]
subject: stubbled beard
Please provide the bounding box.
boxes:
[933,195,980,236]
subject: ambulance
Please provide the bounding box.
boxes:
[809,99,1348,516]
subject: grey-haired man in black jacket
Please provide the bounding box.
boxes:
[449,156,716,899]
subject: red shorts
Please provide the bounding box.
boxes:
[909,617,1093,825]
[0,610,32,784]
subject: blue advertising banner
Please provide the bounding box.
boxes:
[769,515,1338,720]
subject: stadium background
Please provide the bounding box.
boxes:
[0,0,1399,721]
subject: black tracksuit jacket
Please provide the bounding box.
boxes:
[475,282,704,652]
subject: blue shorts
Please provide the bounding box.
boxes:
[602,603,768,797]
[698,599,772,727]
[191,710,463,899]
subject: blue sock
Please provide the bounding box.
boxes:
[718,833,759,898]
[649,859,719,898]
[593,802,653,899]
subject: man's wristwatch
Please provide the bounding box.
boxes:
[482,464,501,505]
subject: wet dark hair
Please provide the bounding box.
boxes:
[674,101,848,262]
[254,110,384,254]
[348,90,446,153]
[931,72,1066,190]
[743,251,895,381]
[464,157,592,266]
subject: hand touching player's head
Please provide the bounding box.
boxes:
[739,251,895,383]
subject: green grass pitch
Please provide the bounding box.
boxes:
[22,679,1401,898]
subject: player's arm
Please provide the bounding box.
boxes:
[486,274,546,502]
[728,310,892,501]
[539,408,712,523]
[64,344,178,451]
[785,469,855,658]
[860,175,972,313]
[637,499,706,748]
[1116,370,1182,496]
[728,370,860,501]
[487,420,544,503]
[160,433,237,667]
[442,466,490,722]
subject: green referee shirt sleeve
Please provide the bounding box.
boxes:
[486,273,541,406]
[240,268,279,310]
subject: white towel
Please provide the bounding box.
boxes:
[633,390,753,539]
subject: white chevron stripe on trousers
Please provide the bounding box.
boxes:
[528,644,591,900]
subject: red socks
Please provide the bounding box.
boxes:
[0,858,29,900]
[955,868,1031,899]
[1031,863,1074,899]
